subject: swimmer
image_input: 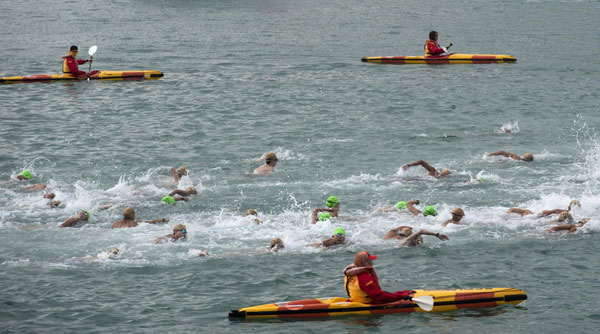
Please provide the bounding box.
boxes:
[314,227,346,248]
[547,218,590,233]
[383,226,448,246]
[402,160,450,178]
[442,207,465,227]
[312,196,340,224]
[15,170,33,180]
[548,211,575,225]
[60,210,90,228]
[107,247,120,259]
[43,193,62,208]
[538,200,581,218]
[406,200,437,217]
[169,186,198,197]
[21,184,47,191]
[97,203,114,211]
[269,238,284,252]
[244,208,263,224]
[154,224,188,243]
[111,206,168,228]
[253,152,278,174]
[506,208,534,216]
[377,201,408,213]
[161,195,188,205]
[170,166,188,183]
[488,151,534,162]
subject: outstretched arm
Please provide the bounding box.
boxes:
[547,224,577,233]
[489,151,521,161]
[406,200,421,216]
[400,229,449,246]
[567,200,581,211]
[403,160,438,176]
[507,208,533,216]
[141,218,168,225]
[537,209,566,217]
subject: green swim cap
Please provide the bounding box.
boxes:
[326,196,339,208]
[162,195,176,205]
[396,201,407,210]
[21,170,32,179]
[82,210,91,220]
[333,227,345,236]
[423,206,437,216]
[319,212,332,221]
[476,175,486,182]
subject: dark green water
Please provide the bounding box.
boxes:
[1,0,600,333]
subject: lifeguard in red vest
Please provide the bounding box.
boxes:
[62,45,92,77]
[424,31,446,56]
[343,251,414,304]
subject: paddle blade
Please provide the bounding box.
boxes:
[412,295,434,312]
[88,45,97,56]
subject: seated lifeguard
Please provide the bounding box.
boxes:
[343,251,414,304]
[425,31,445,56]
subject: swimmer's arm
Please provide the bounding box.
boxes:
[441,219,454,227]
[547,224,576,233]
[489,151,520,160]
[377,205,395,212]
[567,200,581,211]
[154,235,169,244]
[311,208,330,224]
[537,209,565,217]
[401,229,448,246]
[169,189,189,197]
[321,236,343,247]
[173,195,189,202]
[406,200,421,216]
[170,167,179,183]
[141,218,168,224]
[507,208,533,216]
[60,218,76,228]
[383,228,403,240]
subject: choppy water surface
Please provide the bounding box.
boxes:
[1,0,600,333]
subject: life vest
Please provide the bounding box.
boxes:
[424,39,439,56]
[344,275,373,304]
[62,55,74,74]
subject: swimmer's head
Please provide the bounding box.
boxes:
[333,227,345,237]
[270,238,284,250]
[523,153,534,162]
[265,152,278,164]
[440,169,451,177]
[80,210,90,221]
[43,193,55,200]
[423,206,437,216]
[109,247,119,255]
[558,211,573,222]
[176,166,188,177]
[173,224,187,236]
[395,201,407,211]
[123,206,135,219]
[326,196,340,208]
[162,195,176,205]
[319,212,331,221]
[185,186,198,195]
[398,226,413,237]
[20,170,32,180]
[244,209,258,217]
[451,207,464,218]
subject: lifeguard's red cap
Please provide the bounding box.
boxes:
[366,252,377,260]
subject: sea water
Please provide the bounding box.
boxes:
[1,0,599,333]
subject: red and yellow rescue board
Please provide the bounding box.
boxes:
[228,288,526,319]
[0,70,164,83]
[361,53,516,65]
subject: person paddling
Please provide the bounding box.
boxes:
[402,160,450,178]
[60,210,90,228]
[62,45,94,78]
[487,151,533,162]
[311,196,340,224]
[383,226,449,246]
[425,31,447,56]
[343,251,414,304]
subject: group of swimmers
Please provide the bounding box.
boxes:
[9,144,591,260]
